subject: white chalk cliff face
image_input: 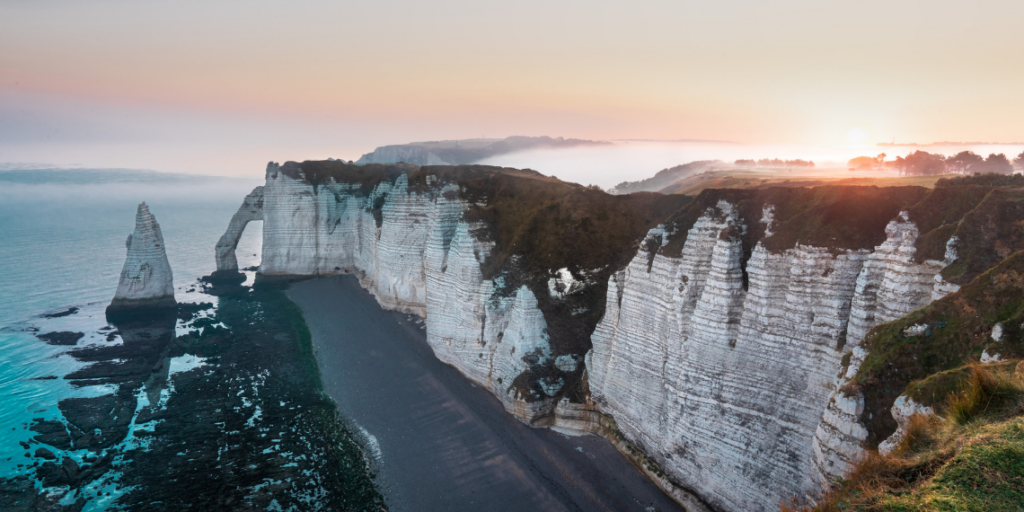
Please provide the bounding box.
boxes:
[109,202,175,311]
[587,205,958,511]
[253,163,568,419]
[225,164,961,511]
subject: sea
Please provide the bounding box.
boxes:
[0,169,269,508]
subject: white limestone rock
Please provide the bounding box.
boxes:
[992,322,1005,342]
[212,186,264,280]
[903,323,928,337]
[548,268,585,298]
[589,206,958,511]
[877,395,934,456]
[981,348,1002,363]
[253,163,564,421]
[108,202,176,316]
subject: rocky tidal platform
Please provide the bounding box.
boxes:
[2,282,383,511]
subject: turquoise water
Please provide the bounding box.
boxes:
[0,176,263,481]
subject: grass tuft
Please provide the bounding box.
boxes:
[786,359,1024,511]
[947,363,1024,425]
[898,414,938,455]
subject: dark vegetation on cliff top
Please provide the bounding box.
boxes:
[659,174,1024,289]
[659,185,926,258]
[282,159,689,280]
[279,160,416,195]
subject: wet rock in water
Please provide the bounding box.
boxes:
[42,307,79,318]
[61,458,80,483]
[110,289,385,511]
[106,202,176,321]
[36,332,84,346]
[37,461,61,487]
[0,474,71,511]
[33,448,56,460]
[35,457,83,489]
[65,316,175,390]
[30,421,71,451]
[176,302,213,322]
[105,330,119,342]
[58,393,136,451]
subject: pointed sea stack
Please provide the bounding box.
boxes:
[106,202,176,321]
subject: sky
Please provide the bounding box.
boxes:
[2,0,1024,183]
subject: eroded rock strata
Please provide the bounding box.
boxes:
[107,202,176,318]
[220,163,1024,511]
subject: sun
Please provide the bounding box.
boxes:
[846,128,867,144]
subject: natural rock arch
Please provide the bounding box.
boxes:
[210,186,264,281]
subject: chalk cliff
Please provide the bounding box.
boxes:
[587,205,960,510]
[244,162,658,419]
[107,202,175,318]
[218,163,1024,511]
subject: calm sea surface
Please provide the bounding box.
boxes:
[0,175,263,488]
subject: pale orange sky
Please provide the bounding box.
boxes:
[2,0,1023,179]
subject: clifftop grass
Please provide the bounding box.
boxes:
[660,186,927,258]
[278,160,415,195]
[847,250,1024,446]
[793,362,1024,512]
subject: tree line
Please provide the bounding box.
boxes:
[735,158,815,168]
[849,150,1024,176]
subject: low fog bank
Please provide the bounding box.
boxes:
[479,141,1024,190]
[0,167,262,206]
